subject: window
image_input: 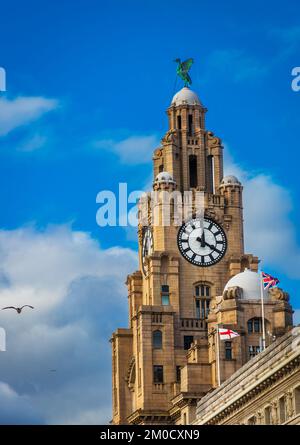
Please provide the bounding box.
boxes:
[249,345,260,358]
[247,318,263,334]
[264,406,271,425]
[161,285,170,305]
[153,330,162,349]
[153,365,163,383]
[189,155,198,188]
[254,318,260,333]
[225,341,232,360]
[195,284,210,297]
[195,285,210,319]
[177,115,182,129]
[188,114,193,135]
[295,386,300,414]
[159,164,164,172]
[176,366,181,383]
[279,396,286,424]
[207,155,214,194]
[184,335,194,350]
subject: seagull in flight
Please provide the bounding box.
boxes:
[2,305,34,314]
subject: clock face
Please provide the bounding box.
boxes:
[142,227,154,276]
[177,217,227,267]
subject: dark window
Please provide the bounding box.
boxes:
[176,366,181,383]
[184,336,194,350]
[189,155,198,188]
[188,114,193,135]
[161,285,170,306]
[195,285,210,319]
[159,164,164,172]
[153,330,162,349]
[177,115,182,129]
[254,318,260,333]
[153,365,163,383]
[207,155,214,194]
[225,341,232,360]
[249,345,260,358]
[195,285,210,297]
[248,318,263,334]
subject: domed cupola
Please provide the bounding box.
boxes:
[171,87,202,107]
[220,175,241,186]
[224,269,268,300]
[153,171,177,191]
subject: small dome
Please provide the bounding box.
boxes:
[224,270,268,300]
[221,175,241,186]
[154,171,176,184]
[171,87,201,106]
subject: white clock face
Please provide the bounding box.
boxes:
[177,217,227,267]
[142,227,154,276]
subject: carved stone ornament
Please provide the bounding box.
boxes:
[206,131,222,148]
[223,286,243,300]
[161,129,178,144]
[269,287,290,302]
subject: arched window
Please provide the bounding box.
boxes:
[247,317,264,333]
[195,284,210,319]
[153,330,162,349]
[189,155,198,188]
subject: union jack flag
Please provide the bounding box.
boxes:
[262,271,279,289]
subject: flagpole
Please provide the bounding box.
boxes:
[216,325,221,386]
[260,270,266,351]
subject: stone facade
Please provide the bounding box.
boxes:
[194,327,300,425]
[110,86,294,425]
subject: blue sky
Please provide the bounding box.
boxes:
[0,0,300,424]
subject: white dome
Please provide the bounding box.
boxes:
[221,175,241,185]
[171,87,201,106]
[154,171,176,184]
[224,270,268,300]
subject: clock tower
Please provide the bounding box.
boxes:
[110,84,293,425]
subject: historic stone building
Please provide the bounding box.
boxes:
[194,327,300,425]
[110,85,294,425]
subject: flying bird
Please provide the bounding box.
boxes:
[2,305,34,314]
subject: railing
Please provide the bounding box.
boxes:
[153,383,164,392]
[181,318,207,330]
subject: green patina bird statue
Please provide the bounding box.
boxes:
[174,58,194,87]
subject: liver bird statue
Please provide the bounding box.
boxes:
[174,58,194,87]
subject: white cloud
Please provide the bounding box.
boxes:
[94,134,159,164]
[224,148,300,280]
[0,96,58,137]
[17,133,48,152]
[0,225,137,424]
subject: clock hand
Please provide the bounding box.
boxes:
[205,242,215,250]
[196,234,206,248]
[205,242,222,253]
